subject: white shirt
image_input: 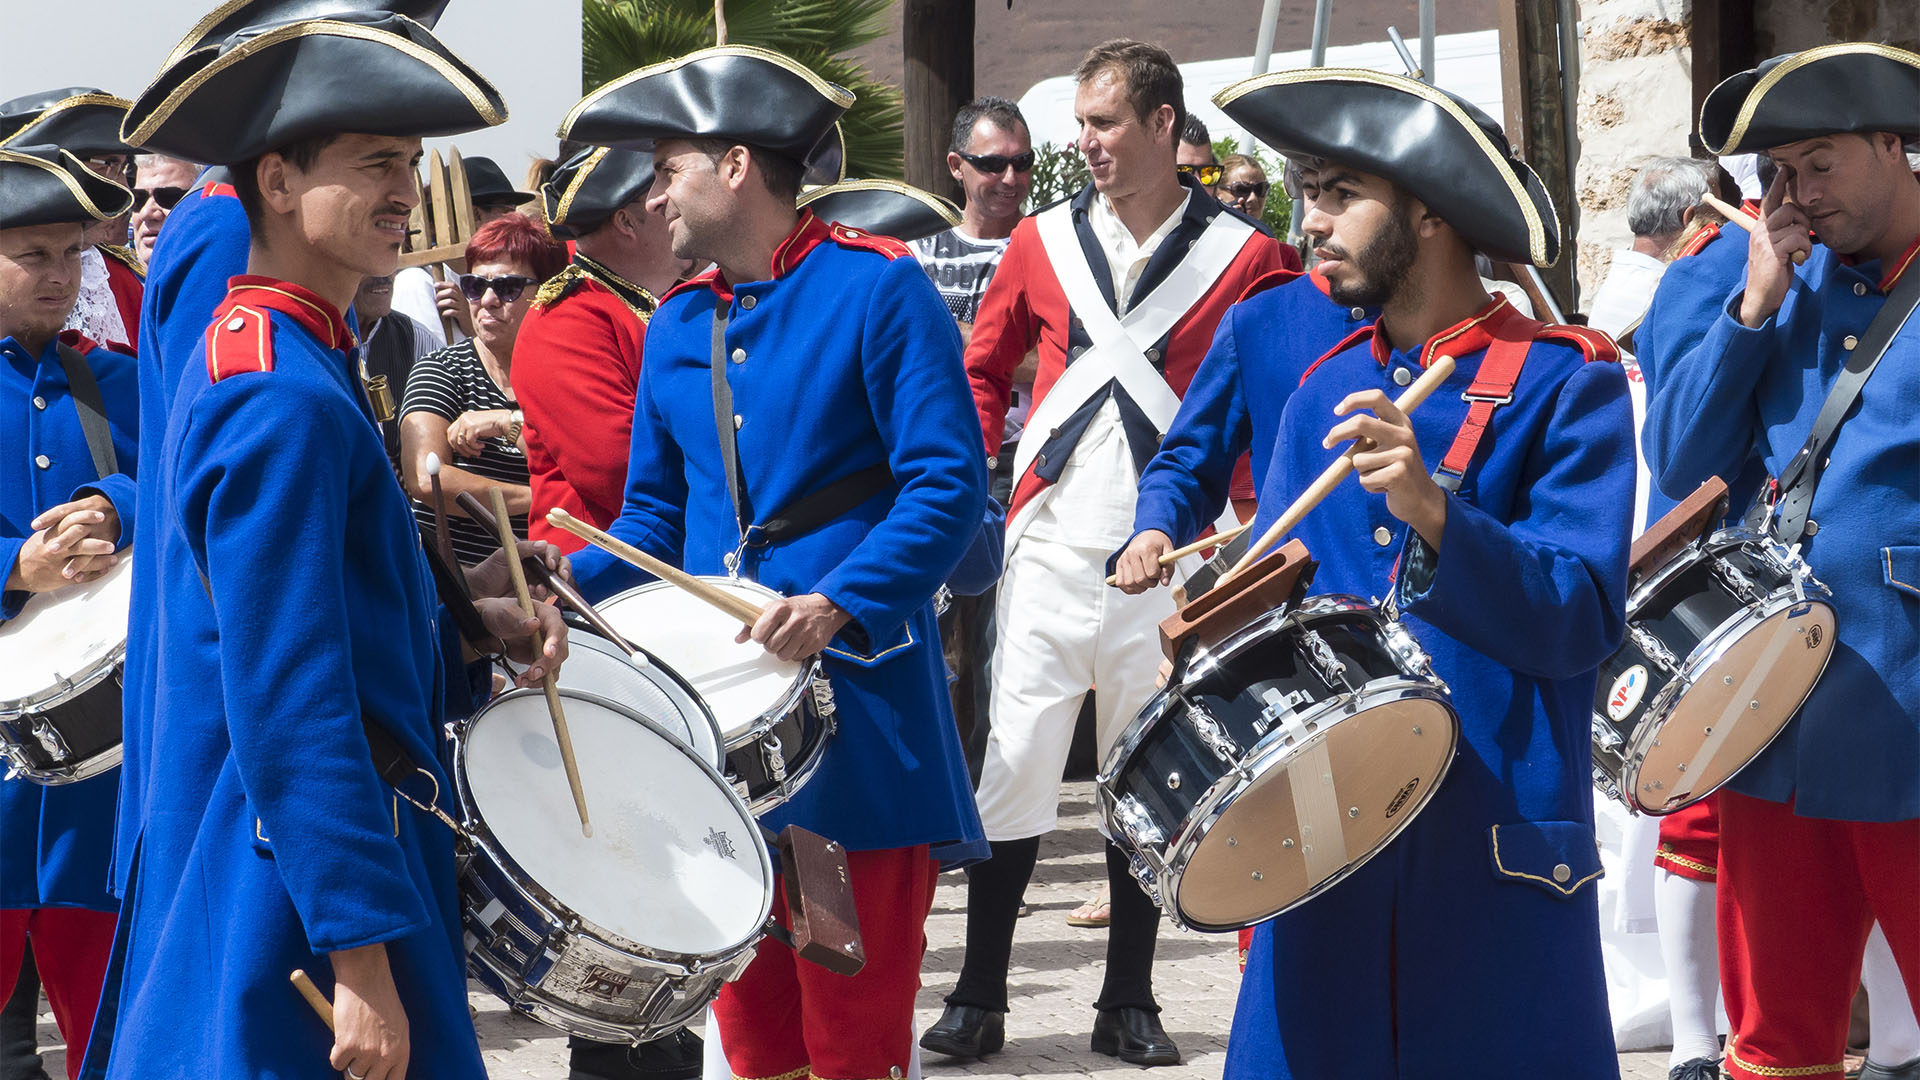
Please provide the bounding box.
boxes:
[389,266,455,350]
[1585,249,1668,340]
[1028,187,1192,549]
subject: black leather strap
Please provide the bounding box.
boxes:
[55,341,118,480]
[711,306,753,536]
[420,536,490,646]
[1771,264,1920,544]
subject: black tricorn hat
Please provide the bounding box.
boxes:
[1216,68,1560,267]
[541,147,655,239]
[160,0,452,68]
[0,146,135,230]
[796,179,961,243]
[1700,43,1920,155]
[122,12,507,165]
[464,155,536,207]
[560,46,851,182]
[0,89,135,156]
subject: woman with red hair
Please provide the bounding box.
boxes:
[400,214,568,562]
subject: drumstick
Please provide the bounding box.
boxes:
[453,491,642,659]
[1224,355,1457,580]
[1703,192,1806,265]
[546,508,766,626]
[426,452,456,569]
[1104,520,1255,586]
[494,488,593,838]
[290,970,334,1032]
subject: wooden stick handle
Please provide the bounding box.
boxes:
[1226,355,1457,578]
[546,508,766,626]
[1702,192,1757,226]
[290,970,334,1032]
[494,489,593,838]
[1103,519,1255,587]
[454,492,640,657]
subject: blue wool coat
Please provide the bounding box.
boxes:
[1,331,137,912]
[1133,268,1374,543]
[98,280,483,1080]
[1641,241,1920,822]
[1146,297,1633,1077]
[570,211,988,863]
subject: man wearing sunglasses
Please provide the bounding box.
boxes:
[1176,114,1222,194]
[128,154,200,263]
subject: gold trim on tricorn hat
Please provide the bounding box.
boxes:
[1215,67,1559,267]
[0,146,134,229]
[1700,43,1920,155]
[796,179,961,243]
[162,0,452,68]
[542,146,657,239]
[0,90,135,156]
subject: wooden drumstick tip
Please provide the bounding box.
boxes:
[290,969,335,1032]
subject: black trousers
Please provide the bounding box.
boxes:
[0,946,48,1080]
[945,837,1161,1014]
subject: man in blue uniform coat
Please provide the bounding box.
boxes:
[89,14,568,1080]
[1641,44,1920,1080]
[0,145,137,1078]
[1114,69,1634,1078]
[559,45,987,1080]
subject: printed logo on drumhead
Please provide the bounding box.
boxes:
[1384,778,1421,819]
[1607,665,1649,722]
[1805,623,1823,649]
[703,826,737,860]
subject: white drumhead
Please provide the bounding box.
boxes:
[0,555,132,705]
[464,690,771,955]
[599,579,804,740]
[557,634,723,768]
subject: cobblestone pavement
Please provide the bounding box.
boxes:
[39,783,1670,1078]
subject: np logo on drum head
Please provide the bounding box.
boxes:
[1607,665,1649,722]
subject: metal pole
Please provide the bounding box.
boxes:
[1419,0,1436,84]
[1387,26,1419,78]
[1556,0,1582,308]
[1242,0,1285,154]
[1310,0,1332,66]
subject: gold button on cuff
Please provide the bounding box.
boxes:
[1373,526,1392,546]
[1552,863,1572,883]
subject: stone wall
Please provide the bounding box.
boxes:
[1756,0,1920,54]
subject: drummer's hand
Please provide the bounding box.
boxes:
[1327,390,1447,549]
[474,596,569,686]
[330,943,409,1080]
[8,495,121,592]
[1740,168,1811,328]
[467,540,571,603]
[738,592,850,662]
[1113,530,1175,593]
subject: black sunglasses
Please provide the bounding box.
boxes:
[457,273,536,304]
[134,186,189,211]
[1223,180,1270,199]
[958,150,1035,175]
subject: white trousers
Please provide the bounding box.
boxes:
[972,535,1176,842]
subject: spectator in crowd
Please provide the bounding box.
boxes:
[1586,156,1712,343]
[354,272,440,472]
[1215,152,1270,221]
[1176,114,1220,194]
[917,95,1035,779]
[392,153,539,346]
[399,214,566,564]
[128,154,199,263]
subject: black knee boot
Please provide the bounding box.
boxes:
[1094,840,1162,1012]
[945,836,1041,1013]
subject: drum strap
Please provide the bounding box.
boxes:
[710,306,894,550]
[1768,263,1920,544]
[55,341,119,480]
[1432,319,1536,492]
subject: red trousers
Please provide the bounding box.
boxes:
[714,845,938,1080]
[1718,792,1920,1080]
[1653,794,1720,882]
[0,907,117,1080]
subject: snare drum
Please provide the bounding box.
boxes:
[598,579,832,815]
[1593,526,1835,814]
[456,688,773,1043]
[556,632,724,770]
[0,556,131,784]
[1100,596,1458,931]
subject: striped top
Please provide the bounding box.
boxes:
[399,339,529,565]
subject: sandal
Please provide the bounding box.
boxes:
[1066,885,1112,928]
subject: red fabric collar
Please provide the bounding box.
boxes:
[1875,233,1920,291]
[219,276,354,350]
[1368,293,1516,367]
[1309,265,1333,297]
[664,210,831,305]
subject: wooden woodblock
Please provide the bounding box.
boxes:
[1159,539,1316,660]
[1629,476,1730,583]
[775,824,865,975]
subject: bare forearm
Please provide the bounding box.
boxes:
[431,465,531,517]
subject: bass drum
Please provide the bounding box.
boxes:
[1100,596,1458,931]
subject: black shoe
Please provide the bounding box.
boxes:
[1091,1007,1181,1066]
[568,1030,704,1080]
[920,1004,1005,1059]
[1668,1058,1719,1080]
[1862,1058,1920,1080]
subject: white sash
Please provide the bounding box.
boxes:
[1005,197,1253,559]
